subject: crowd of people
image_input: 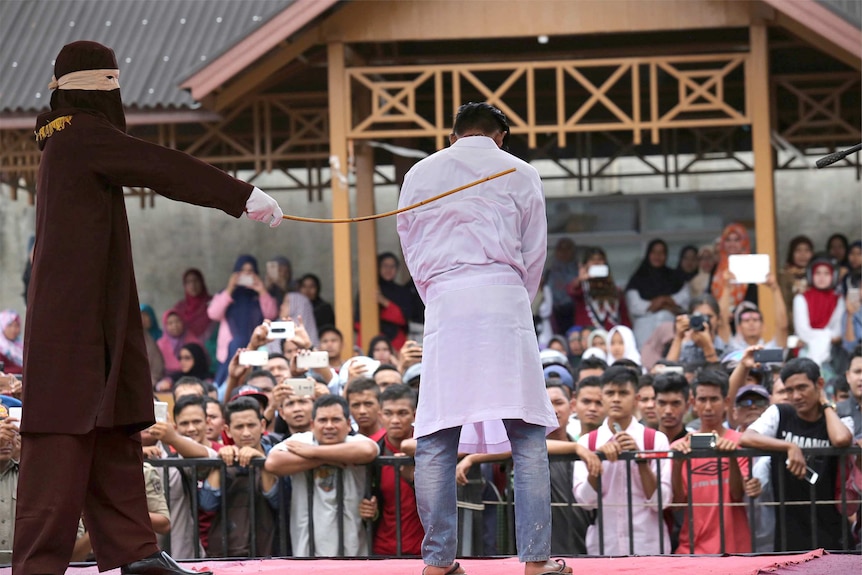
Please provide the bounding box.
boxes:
[0,227,860,561]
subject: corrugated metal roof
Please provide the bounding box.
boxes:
[0,0,296,114]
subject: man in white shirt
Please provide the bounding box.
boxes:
[265,395,379,557]
[573,366,672,555]
[397,103,564,575]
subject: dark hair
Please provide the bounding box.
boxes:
[600,365,639,388]
[346,377,380,400]
[367,335,394,358]
[546,382,573,400]
[299,273,321,295]
[827,233,849,258]
[576,375,602,394]
[173,376,206,396]
[203,396,225,418]
[452,102,510,148]
[374,363,400,375]
[637,374,654,392]
[377,252,400,271]
[581,246,607,266]
[576,357,608,379]
[173,394,206,420]
[654,372,691,400]
[225,397,263,425]
[611,358,641,373]
[779,357,821,384]
[318,325,343,341]
[691,369,728,398]
[380,383,417,409]
[245,369,277,388]
[267,352,289,364]
[312,394,350,420]
[179,342,211,380]
[689,293,720,316]
[831,375,850,395]
[786,235,814,267]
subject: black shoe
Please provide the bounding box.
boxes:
[120,551,213,575]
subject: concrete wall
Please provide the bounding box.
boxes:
[1,158,859,325]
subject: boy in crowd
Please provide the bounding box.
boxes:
[654,373,691,443]
[573,366,672,555]
[566,376,604,440]
[200,397,280,557]
[636,376,660,429]
[741,358,853,551]
[347,378,386,441]
[671,369,761,554]
[360,384,424,555]
[265,395,379,556]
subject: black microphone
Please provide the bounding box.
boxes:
[815,143,862,169]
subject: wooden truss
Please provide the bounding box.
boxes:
[345,54,750,150]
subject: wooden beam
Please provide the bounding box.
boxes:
[356,144,381,350]
[214,29,322,111]
[749,22,777,340]
[328,42,355,357]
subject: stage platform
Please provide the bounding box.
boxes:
[3,549,860,575]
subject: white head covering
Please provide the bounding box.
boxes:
[581,346,608,362]
[608,325,642,367]
[587,329,609,351]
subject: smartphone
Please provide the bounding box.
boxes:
[658,365,684,375]
[296,350,330,370]
[8,407,21,428]
[239,349,269,366]
[588,264,609,279]
[804,466,819,485]
[153,401,168,423]
[237,274,254,287]
[612,422,623,434]
[753,348,784,364]
[728,254,770,284]
[690,432,716,449]
[268,321,295,340]
[847,287,860,304]
[786,335,800,349]
[287,378,315,397]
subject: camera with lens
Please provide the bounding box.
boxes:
[689,312,708,332]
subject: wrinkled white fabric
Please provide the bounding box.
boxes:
[397,136,557,454]
[245,186,283,227]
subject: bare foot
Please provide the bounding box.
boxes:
[525,559,573,575]
[423,563,466,575]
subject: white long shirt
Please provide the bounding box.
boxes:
[792,293,845,365]
[396,136,557,453]
[573,418,672,555]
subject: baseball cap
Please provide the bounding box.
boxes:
[540,349,570,369]
[230,385,269,409]
[403,363,422,386]
[735,384,770,404]
[544,365,574,389]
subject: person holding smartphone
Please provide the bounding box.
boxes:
[567,247,630,332]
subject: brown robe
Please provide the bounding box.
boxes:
[22,110,251,434]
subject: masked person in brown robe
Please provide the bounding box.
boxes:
[14,41,283,575]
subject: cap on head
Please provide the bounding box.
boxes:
[55,41,118,78]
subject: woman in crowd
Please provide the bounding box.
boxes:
[371,252,412,351]
[546,237,579,334]
[676,245,699,284]
[586,328,609,354]
[265,255,295,304]
[367,334,399,369]
[176,343,212,383]
[277,291,319,346]
[299,273,335,329]
[607,325,642,367]
[709,223,757,310]
[568,247,630,331]
[140,304,165,386]
[173,268,215,341]
[840,240,861,296]
[157,309,203,380]
[688,245,715,298]
[625,239,690,346]
[779,235,814,334]
[794,254,845,365]
[208,254,278,382]
[0,310,24,375]
[826,233,850,271]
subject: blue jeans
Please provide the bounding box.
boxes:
[415,420,551,566]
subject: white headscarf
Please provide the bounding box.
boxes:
[608,325,642,367]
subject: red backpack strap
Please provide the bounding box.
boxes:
[644,426,656,451]
[588,429,599,451]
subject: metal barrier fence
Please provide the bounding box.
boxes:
[148,446,861,560]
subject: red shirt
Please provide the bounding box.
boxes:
[372,436,424,555]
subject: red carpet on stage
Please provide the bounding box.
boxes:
[3,548,859,575]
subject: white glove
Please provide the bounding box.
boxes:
[245,187,283,228]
